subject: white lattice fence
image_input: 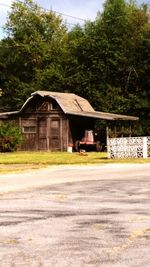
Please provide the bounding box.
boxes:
[107,136,150,159]
[147,137,150,157]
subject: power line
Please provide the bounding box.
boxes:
[45,8,86,22]
[0,2,87,22]
[17,0,87,21]
[0,1,86,32]
[0,3,10,8]
[0,2,85,33]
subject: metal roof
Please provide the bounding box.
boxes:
[0,91,139,121]
[31,91,95,113]
[65,110,138,120]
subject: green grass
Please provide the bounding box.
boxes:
[0,151,150,164]
[0,151,150,173]
[0,151,107,165]
[0,152,150,165]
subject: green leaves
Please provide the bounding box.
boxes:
[0,0,68,110]
[0,0,150,135]
[0,123,23,152]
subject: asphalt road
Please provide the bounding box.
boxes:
[0,164,150,267]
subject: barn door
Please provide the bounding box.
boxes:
[38,118,48,150]
[50,119,61,151]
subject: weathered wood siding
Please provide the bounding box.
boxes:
[0,95,96,152]
[18,96,69,151]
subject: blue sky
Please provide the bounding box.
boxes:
[0,0,148,38]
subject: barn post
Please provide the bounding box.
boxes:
[66,118,69,151]
[60,118,63,152]
[106,126,110,158]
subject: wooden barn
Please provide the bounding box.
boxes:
[0,91,138,151]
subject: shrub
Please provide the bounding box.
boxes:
[0,123,23,152]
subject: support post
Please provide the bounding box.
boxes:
[106,126,110,158]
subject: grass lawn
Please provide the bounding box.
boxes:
[0,151,150,173]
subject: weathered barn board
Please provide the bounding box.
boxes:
[0,91,138,152]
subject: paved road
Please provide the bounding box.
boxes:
[0,164,150,266]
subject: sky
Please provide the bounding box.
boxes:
[0,0,148,38]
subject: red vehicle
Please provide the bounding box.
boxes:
[75,130,101,152]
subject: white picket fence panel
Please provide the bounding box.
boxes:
[107,136,150,159]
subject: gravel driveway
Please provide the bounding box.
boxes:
[0,164,150,267]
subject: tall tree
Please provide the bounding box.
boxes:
[65,0,130,111]
[0,0,68,111]
[0,0,150,135]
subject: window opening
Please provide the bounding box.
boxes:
[23,126,36,133]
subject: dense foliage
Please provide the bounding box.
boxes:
[0,123,23,152]
[0,0,68,110]
[0,0,150,135]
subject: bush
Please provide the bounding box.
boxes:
[0,123,23,152]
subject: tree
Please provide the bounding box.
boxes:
[64,0,150,135]
[0,0,150,136]
[0,0,68,111]
[65,0,130,111]
[0,123,23,152]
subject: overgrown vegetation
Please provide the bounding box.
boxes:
[0,0,150,134]
[0,123,23,152]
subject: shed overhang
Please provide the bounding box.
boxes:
[65,110,139,121]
